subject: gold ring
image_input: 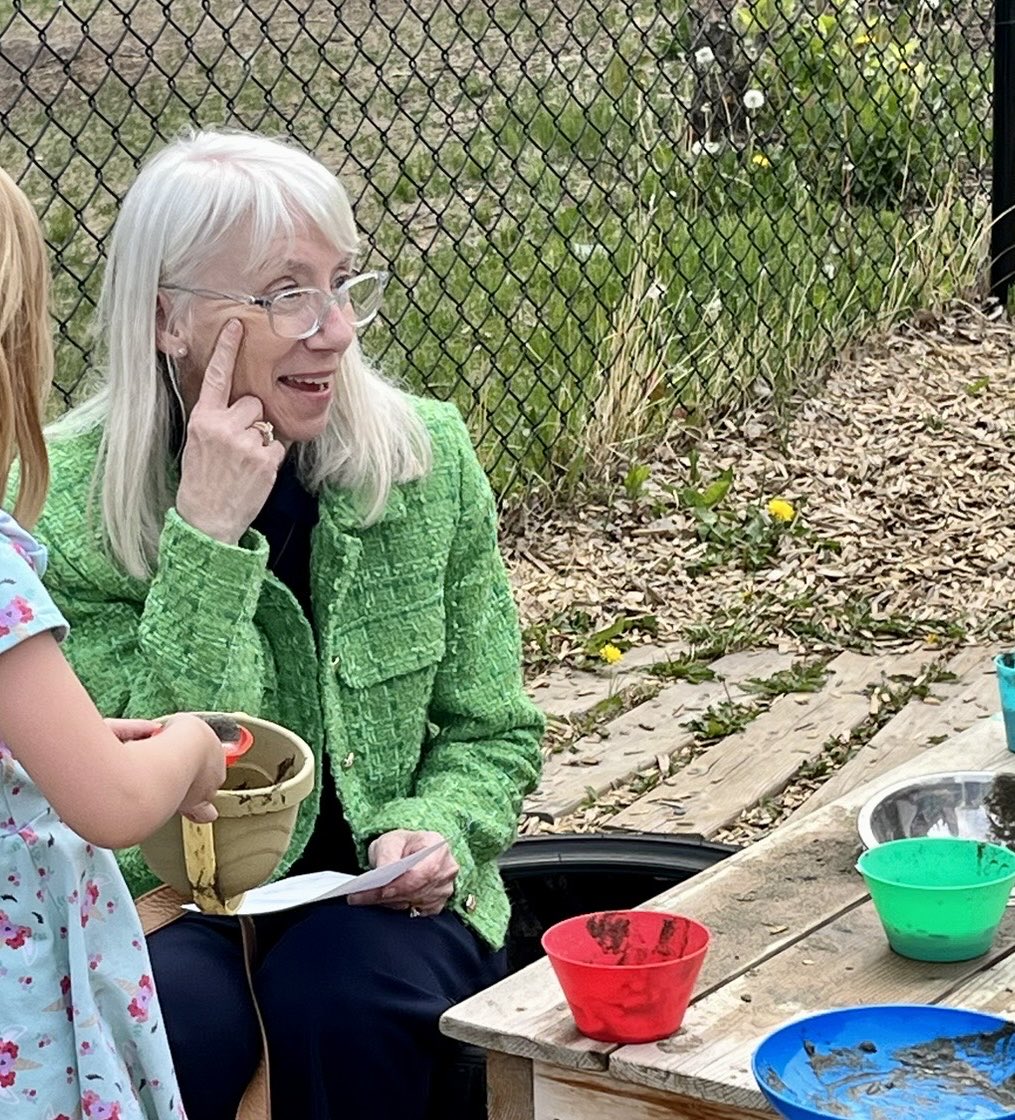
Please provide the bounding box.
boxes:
[250,420,274,447]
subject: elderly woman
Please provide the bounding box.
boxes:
[33,130,544,1120]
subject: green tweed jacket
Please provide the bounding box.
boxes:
[31,399,544,948]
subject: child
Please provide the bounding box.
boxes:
[0,168,225,1117]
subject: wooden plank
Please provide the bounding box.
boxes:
[938,951,1015,1016]
[440,956,613,1072]
[608,902,1015,1113]
[443,718,1013,1073]
[789,647,996,820]
[488,1052,535,1120]
[526,649,793,822]
[635,805,865,996]
[533,1063,775,1120]
[527,643,693,718]
[608,650,938,837]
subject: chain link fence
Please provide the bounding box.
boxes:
[0,0,994,496]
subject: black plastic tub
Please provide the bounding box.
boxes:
[498,832,737,974]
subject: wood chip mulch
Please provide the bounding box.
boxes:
[505,303,1015,668]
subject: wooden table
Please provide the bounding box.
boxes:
[443,716,1015,1119]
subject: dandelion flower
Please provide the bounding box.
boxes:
[767,498,796,522]
[751,153,771,168]
[600,643,623,665]
[743,89,765,111]
[854,33,872,45]
[694,46,716,67]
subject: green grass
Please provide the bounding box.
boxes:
[0,0,992,493]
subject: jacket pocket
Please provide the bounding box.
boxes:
[331,594,446,689]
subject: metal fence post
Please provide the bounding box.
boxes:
[992,0,1015,305]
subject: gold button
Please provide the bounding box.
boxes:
[341,752,355,769]
[464,893,477,913]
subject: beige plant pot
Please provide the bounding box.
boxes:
[139,712,315,914]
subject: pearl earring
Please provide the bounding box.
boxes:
[176,346,187,358]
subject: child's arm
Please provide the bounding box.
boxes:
[0,630,225,849]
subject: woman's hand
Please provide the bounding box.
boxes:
[347,829,459,917]
[175,320,286,546]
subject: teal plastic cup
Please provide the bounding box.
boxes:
[995,654,1015,753]
[857,837,1015,962]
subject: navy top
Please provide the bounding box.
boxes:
[252,457,361,876]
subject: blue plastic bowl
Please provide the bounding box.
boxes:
[752,1005,1015,1120]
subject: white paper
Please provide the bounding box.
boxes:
[182,839,447,916]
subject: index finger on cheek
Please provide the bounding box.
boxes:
[196,319,242,410]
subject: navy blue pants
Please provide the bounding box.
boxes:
[147,900,506,1120]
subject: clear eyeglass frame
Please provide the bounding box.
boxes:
[160,270,390,339]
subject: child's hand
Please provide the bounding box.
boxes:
[104,717,161,742]
[181,800,218,825]
[162,714,226,823]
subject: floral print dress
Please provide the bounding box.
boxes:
[0,511,185,1120]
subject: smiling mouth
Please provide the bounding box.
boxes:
[279,375,332,394]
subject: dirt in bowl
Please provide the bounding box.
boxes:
[275,754,296,783]
[201,715,244,744]
[586,912,630,955]
[585,913,692,965]
[654,916,694,961]
[799,1023,1015,1119]
[985,775,1015,847]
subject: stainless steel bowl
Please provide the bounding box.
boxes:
[856,771,1015,850]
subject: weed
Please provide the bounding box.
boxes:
[682,613,770,659]
[545,680,662,755]
[741,659,830,698]
[623,462,652,502]
[648,656,718,684]
[582,613,659,658]
[684,699,761,743]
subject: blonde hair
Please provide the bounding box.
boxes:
[51,130,431,580]
[0,169,52,528]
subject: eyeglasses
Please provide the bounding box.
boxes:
[160,270,389,339]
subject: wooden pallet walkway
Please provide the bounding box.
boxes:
[526,649,793,823]
[526,643,1000,842]
[787,644,997,821]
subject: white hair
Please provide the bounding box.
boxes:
[50,129,431,580]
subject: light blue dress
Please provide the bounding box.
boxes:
[0,511,185,1119]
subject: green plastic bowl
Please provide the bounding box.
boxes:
[857,837,1015,962]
